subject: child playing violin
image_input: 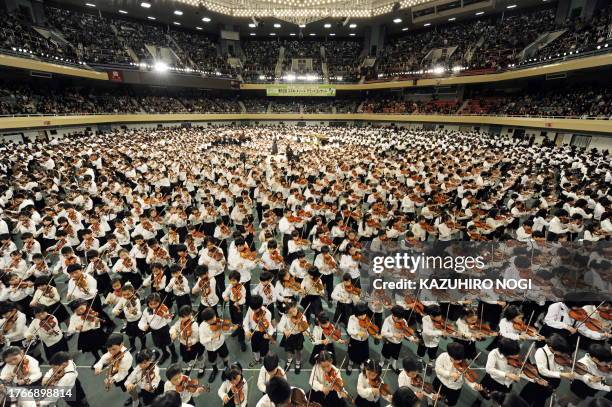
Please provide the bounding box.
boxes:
[93,334,133,397]
[192,266,219,322]
[382,306,419,373]
[244,295,276,368]
[142,263,167,297]
[569,344,611,399]
[166,265,191,312]
[278,300,307,374]
[309,312,345,365]
[0,346,42,386]
[170,305,203,371]
[331,273,361,326]
[433,342,484,406]
[222,270,247,352]
[218,367,248,407]
[398,356,439,403]
[104,278,123,307]
[257,352,287,394]
[420,304,447,362]
[309,351,349,407]
[138,293,178,365]
[356,359,393,407]
[25,306,68,362]
[347,302,378,375]
[519,334,575,406]
[112,283,146,350]
[125,349,163,406]
[0,302,27,347]
[164,363,208,405]
[482,338,522,395]
[66,299,108,363]
[198,307,232,383]
[43,351,89,407]
[313,245,336,301]
[252,271,277,316]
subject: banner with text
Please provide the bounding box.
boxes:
[266,84,336,97]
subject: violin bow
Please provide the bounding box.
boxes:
[517,342,536,378]
[570,336,580,377]
[78,294,100,333]
[432,382,443,407]
[459,351,482,377]
[97,346,134,373]
[130,352,162,391]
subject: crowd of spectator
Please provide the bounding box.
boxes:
[325,40,362,82]
[242,40,281,81]
[242,97,269,113]
[359,96,460,114]
[44,6,132,65]
[0,9,78,63]
[169,30,234,76]
[282,40,323,76]
[271,100,301,113]
[301,99,335,113]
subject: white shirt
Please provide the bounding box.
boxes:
[93,347,133,383]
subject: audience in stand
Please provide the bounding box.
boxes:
[169,29,234,75]
[325,40,362,82]
[242,97,269,113]
[44,7,132,65]
[242,40,280,81]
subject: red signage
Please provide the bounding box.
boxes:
[107,70,124,82]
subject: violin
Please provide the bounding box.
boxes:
[321,323,343,342]
[404,295,425,316]
[197,276,212,296]
[287,215,303,223]
[345,283,361,296]
[253,309,271,332]
[506,356,549,386]
[152,272,164,289]
[180,319,193,350]
[553,352,590,375]
[597,306,612,321]
[320,235,334,247]
[15,357,31,384]
[230,379,246,405]
[569,308,605,332]
[368,376,392,398]
[270,249,284,264]
[284,276,303,293]
[79,307,100,323]
[358,317,381,338]
[289,311,309,334]
[231,283,244,303]
[2,311,18,333]
[106,352,125,391]
[44,366,66,387]
[410,374,435,396]
[452,359,481,385]
[512,320,543,339]
[239,249,258,261]
[323,368,352,402]
[433,318,459,336]
[323,253,336,267]
[176,375,206,393]
[210,318,237,332]
[468,319,497,337]
[153,304,172,319]
[393,319,416,338]
[40,315,60,335]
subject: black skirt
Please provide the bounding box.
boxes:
[43,337,69,361]
[280,333,304,352]
[381,340,402,360]
[78,328,108,352]
[151,325,172,348]
[180,342,204,362]
[251,330,270,354]
[348,338,369,364]
[49,302,70,323]
[355,396,379,407]
[125,320,143,338]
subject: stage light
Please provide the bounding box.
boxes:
[393,18,402,23]
[330,33,336,36]
[290,33,296,36]
[274,23,281,28]
[249,23,256,28]
[309,33,316,36]
[141,2,151,8]
[196,26,203,30]
[173,22,181,25]
[85,3,96,7]
[299,24,306,28]
[402,27,408,31]
[118,9,128,14]
[250,33,256,36]
[424,23,431,26]
[433,66,444,74]
[154,62,168,72]
[174,10,183,15]
[324,23,331,28]
[349,33,356,36]
[507,4,517,8]
[475,11,484,15]
[147,16,156,20]
[349,23,357,28]
[270,33,276,36]
[202,17,211,22]
[448,17,456,21]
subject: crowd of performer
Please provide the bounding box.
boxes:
[0,126,610,407]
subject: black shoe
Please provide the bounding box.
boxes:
[240,342,246,352]
[284,360,292,371]
[123,398,132,406]
[295,364,301,375]
[197,367,205,378]
[158,353,169,365]
[208,366,218,383]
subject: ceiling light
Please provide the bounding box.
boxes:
[309,33,316,36]
[154,61,168,72]
[349,33,356,36]
[118,9,128,14]
[202,17,211,22]
[299,24,306,28]
[141,2,151,8]
[402,27,409,31]
[393,18,402,23]
[147,16,156,20]
[324,23,331,28]
[448,17,456,21]
[173,21,181,25]
[424,22,431,26]
[290,33,296,36]
[507,4,517,8]
[85,3,96,7]
[196,26,203,30]
[274,23,281,28]
[270,33,276,36]
[249,23,256,28]
[349,23,357,28]
[250,33,256,36]
[330,33,336,36]
[475,11,484,15]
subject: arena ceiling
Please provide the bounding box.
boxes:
[48,0,547,38]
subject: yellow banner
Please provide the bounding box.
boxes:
[266,84,336,97]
